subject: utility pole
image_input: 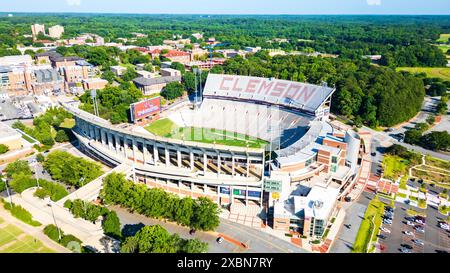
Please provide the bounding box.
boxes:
[48,202,62,241]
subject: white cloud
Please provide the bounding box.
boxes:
[367,0,381,6]
[66,0,82,6]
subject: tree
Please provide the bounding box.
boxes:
[122,67,138,82]
[121,225,179,253]
[404,129,422,145]
[55,130,69,143]
[161,82,184,100]
[182,72,196,94]
[101,69,116,84]
[0,144,9,154]
[191,197,220,231]
[170,62,186,74]
[4,160,32,178]
[420,131,450,151]
[102,211,121,239]
[179,238,208,253]
[36,153,45,163]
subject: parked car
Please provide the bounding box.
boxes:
[412,239,424,246]
[415,219,426,225]
[381,227,391,233]
[401,244,413,250]
[439,222,450,231]
[400,247,412,253]
[378,234,387,240]
[415,226,425,233]
[406,221,415,226]
[216,237,224,244]
[404,230,414,236]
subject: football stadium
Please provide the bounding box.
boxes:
[62,73,364,234]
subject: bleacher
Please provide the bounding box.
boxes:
[203,74,335,114]
[168,98,313,149]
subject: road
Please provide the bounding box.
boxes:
[363,95,450,162]
[111,205,308,253]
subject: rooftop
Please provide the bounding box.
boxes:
[133,76,181,86]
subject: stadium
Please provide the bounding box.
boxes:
[62,74,363,217]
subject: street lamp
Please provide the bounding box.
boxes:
[3,177,13,206]
[34,164,40,189]
[47,202,62,241]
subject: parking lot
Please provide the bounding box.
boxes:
[378,200,450,253]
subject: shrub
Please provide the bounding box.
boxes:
[4,160,32,178]
[4,202,41,226]
[32,180,69,201]
[64,199,73,209]
[0,144,9,154]
[36,153,45,162]
[44,224,62,242]
[102,211,121,239]
[60,234,82,247]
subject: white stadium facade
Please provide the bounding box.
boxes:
[62,74,365,235]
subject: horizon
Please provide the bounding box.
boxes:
[1,0,449,15]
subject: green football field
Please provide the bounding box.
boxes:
[145,118,269,148]
[0,218,54,253]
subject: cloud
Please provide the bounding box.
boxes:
[66,0,82,6]
[367,0,381,6]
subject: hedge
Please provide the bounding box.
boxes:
[3,201,41,227]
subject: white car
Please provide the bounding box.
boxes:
[406,221,415,226]
[381,227,391,234]
[439,223,450,231]
[413,239,424,246]
[404,230,414,236]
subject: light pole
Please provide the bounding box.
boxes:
[48,202,62,241]
[3,177,13,206]
[34,164,40,189]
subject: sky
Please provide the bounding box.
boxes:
[1,0,450,15]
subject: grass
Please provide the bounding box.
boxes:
[145,118,269,148]
[436,45,450,55]
[382,155,410,180]
[0,224,54,253]
[397,192,407,198]
[399,176,408,190]
[59,118,75,129]
[22,134,36,144]
[426,156,450,170]
[437,34,450,43]
[396,67,450,81]
[352,197,385,253]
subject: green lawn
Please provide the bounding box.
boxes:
[382,155,410,180]
[352,197,385,253]
[59,118,75,129]
[397,67,450,81]
[436,45,450,55]
[145,118,269,148]
[437,34,450,43]
[0,224,54,253]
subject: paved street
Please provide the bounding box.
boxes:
[112,205,308,253]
